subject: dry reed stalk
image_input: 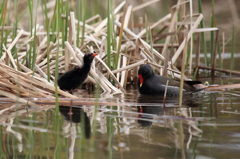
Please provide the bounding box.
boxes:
[112,59,146,74]
[86,14,101,24]
[198,66,240,75]
[204,84,240,91]
[120,56,127,87]
[161,6,178,57]
[0,62,77,98]
[0,98,137,106]
[194,28,218,33]
[138,14,171,38]
[0,80,48,98]
[116,53,121,81]
[40,55,65,70]
[0,0,231,101]
[70,12,77,51]
[0,26,14,30]
[95,69,122,94]
[139,38,165,61]
[0,104,18,115]
[16,61,36,75]
[36,42,54,64]
[188,0,193,75]
[171,14,203,63]
[131,0,160,12]
[38,55,53,67]
[94,1,126,33]
[123,5,132,28]
[163,80,169,106]
[95,55,125,92]
[0,90,37,106]
[3,44,17,70]
[35,64,52,82]
[65,41,81,65]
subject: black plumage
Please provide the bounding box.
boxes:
[57,52,97,94]
[137,64,202,96]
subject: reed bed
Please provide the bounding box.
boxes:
[0,0,239,104]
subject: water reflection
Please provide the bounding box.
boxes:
[0,87,240,158]
[59,106,91,139]
[137,106,164,127]
[137,94,202,107]
[136,94,202,128]
[135,94,204,157]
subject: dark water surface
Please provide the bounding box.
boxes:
[0,77,240,159]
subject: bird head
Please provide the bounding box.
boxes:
[138,64,153,87]
[83,52,98,65]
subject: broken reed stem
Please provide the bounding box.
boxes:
[163,80,169,107]
[0,0,230,100]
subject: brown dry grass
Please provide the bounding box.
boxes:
[0,0,239,105]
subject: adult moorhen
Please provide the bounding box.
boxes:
[137,64,202,96]
[58,52,97,94]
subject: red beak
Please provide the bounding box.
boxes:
[91,52,98,57]
[138,74,144,87]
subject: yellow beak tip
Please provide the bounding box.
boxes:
[140,83,142,87]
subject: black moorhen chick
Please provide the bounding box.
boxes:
[58,52,97,94]
[137,64,202,96]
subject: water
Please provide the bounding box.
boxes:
[0,77,240,159]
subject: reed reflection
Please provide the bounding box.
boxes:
[137,95,202,127]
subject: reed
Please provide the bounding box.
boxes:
[0,0,239,106]
[54,0,63,113]
[210,0,215,63]
[107,0,113,68]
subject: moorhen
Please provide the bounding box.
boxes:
[58,52,97,94]
[138,64,202,96]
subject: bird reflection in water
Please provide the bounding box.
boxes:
[137,95,201,127]
[59,106,91,139]
[137,106,164,127]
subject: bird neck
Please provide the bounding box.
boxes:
[81,62,92,72]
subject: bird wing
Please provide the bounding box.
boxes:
[58,70,76,85]
[157,75,200,91]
